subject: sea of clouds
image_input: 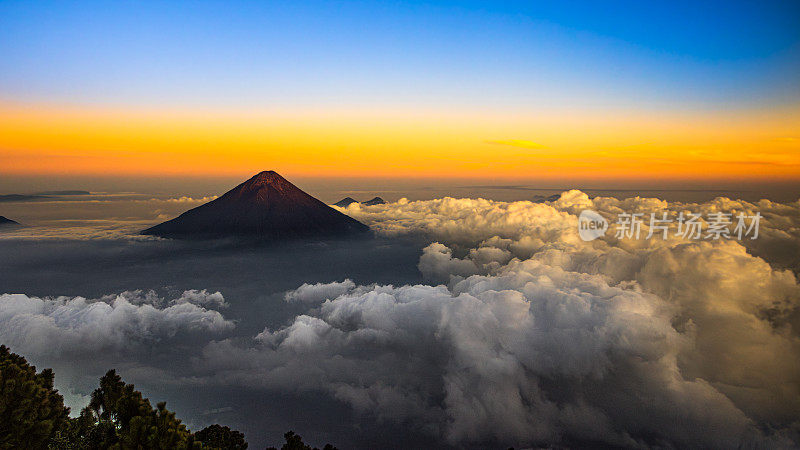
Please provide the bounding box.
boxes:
[2,190,799,448]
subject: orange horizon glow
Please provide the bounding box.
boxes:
[1,101,799,181]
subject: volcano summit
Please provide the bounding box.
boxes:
[142,171,369,240]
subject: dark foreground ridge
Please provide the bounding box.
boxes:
[142,171,369,240]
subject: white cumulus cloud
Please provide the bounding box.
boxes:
[207,192,800,447]
[0,291,234,357]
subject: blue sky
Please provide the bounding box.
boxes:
[1,0,798,111]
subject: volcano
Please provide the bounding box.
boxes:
[141,171,369,240]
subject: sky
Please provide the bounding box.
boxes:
[1,0,799,181]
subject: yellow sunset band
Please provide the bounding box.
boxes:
[1,101,798,180]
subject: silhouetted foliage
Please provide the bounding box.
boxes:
[195,424,248,449]
[0,344,69,449]
[59,369,200,449]
[265,430,338,450]
[2,346,342,450]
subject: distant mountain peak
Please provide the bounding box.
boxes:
[364,197,386,206]
[334,196,386,207]
[334,197,358,207]
[247,170,285,185]
[220,170,312,205]
[142,171,369,240]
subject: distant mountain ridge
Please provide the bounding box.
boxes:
[36,190,91,196]
[0,194,52,203]
[142,171,369,240]
[0,216,20,227]
[334,196,386,207]
[0,191,90,203]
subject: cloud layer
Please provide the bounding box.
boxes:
[3,191,800,448]
[261,194,800,446]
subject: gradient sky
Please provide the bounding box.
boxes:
[1,0,799,181]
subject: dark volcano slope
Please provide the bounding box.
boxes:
[142,171,369,240]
